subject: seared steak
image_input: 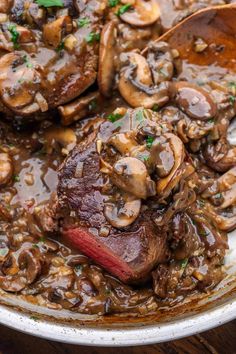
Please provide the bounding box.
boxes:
[57,133,168,283]
[0,0,106,120]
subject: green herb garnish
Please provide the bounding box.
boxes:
[228,81,236,89]
[30,315,40,321]
[229,95,236,105]
[85,32,100,44]
[39,236,46,242]
[108,0,120,7]
[152,104,159,112]
[23,55,33,68]
[180,259,188,269]
[88,100,97,111]
[32,243,39,249]
[146,136,154,149]
[215,193,223,199]
[116,3,132,16]
[107,113,122,123]
[36,0,64,7]
[56,41,65,52]
[8,24,20,49]
[13,174,20,182]
[78,17,90,27]
[199,199,205,207]
[141,155,149,162]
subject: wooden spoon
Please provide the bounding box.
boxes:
[142,4,236,71]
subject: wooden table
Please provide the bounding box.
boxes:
[0,320,235,354]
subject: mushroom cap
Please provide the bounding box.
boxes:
[111,156,156,199]
[0,153,13,186]
[120,0,160,27]
[108,131,139,155]
[171,82,217,120]
[104,199,141,228]
[118,52,169,108]
[0,52,41,115]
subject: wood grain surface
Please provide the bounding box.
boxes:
[0,320,235,354]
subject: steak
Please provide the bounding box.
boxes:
[55,132,168,283]
[0,0,106,120]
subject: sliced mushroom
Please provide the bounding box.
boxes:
[108,131,139,155]
[202,167,236,210]
[43,15,72,48]
[149,135,175,177]
[118,52,169,108]
[0,152,13,186]
[98,21,117,97]
[156,133,185,196]
[171,82,217,120]
[146,41,174,85]
[0,52,41,115]
[104,199,141,228]
[204,205,236,232]
[0,249,41,293]
[120,0,160,27]
[58,92,101,126]
[111,157,156,199]
[204,139,236,172]
[43,126,77,153]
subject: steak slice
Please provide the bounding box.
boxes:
[56,133,168,283]
[0,0,106,120]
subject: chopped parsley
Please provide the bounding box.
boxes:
[56,41,65,52]
[23,54,33,68]
[116,3,132,16]
[8,24,20,49]
[199,229,210,237]
[180,258,188,269]
[208,118,214,123]
[199,199,205,207]
[88,100,97,111]
[152,104,159,112]
[215,192,223,199]
[32,243,39,249]
[36,0,64,7]
[146,136,154,149]
[108,0,120,7]
[107,113,122,123]
[228,81,236,89]
[141,155,149,162]
[85,32,100,44]
[229,95,236,105]
[78,17,90,28]
[13,174,20,182]
[30,315,40,321]
[39,236,46,242]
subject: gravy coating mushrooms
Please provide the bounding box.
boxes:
[0,1,235,317]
